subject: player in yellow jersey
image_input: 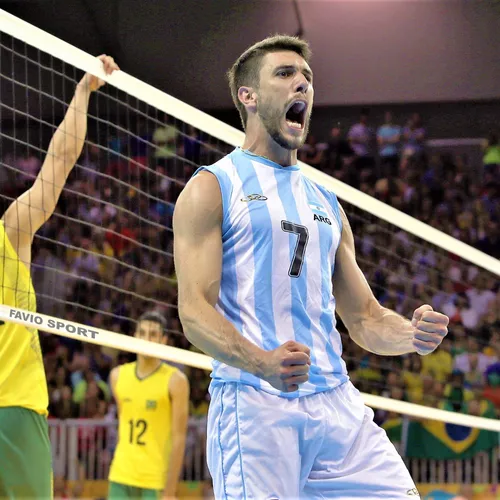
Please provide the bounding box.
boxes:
[108,312,190,500]
[0,55,119,498]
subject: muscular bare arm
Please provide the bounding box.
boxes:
[2,55,119,267]
[173,171,310,392]
[333,205,448,355]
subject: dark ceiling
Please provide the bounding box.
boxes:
[0,0,303,110]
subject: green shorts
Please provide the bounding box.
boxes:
[108,481,161,499]
[0,406,52,499]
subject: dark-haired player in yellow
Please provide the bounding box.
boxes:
[108,312,189,500]
[0,55,119,498]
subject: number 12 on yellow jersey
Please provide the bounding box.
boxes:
[128,419,147,445]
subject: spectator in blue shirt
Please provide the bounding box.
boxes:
[377,111,401,177]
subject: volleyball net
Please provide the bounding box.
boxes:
[1,7,499,477]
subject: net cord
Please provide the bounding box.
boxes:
[1,304,499,433]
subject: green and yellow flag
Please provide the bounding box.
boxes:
[383,401,499,460]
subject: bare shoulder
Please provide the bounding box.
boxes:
[173,171,223,247]
[336,202,354,248]
[168,369,190,397]
[1,205,32,267]
[175,171,222,216]
[109,365,120,388]
[337,202,349,226]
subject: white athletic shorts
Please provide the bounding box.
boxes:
[207,380,420,500]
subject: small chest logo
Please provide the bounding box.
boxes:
[314,213,331,225]
[241,194,268,202]
[146,400,157,410]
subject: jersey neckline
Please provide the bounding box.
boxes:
[237,147,301,171]
[134,361,163,381]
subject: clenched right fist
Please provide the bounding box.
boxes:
[260,340,311,393]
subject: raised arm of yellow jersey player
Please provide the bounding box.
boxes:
[174,171,311,392]
[1,55,119,267]
[333,204,416,355]
[164,370,189,499]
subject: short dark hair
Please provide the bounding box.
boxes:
[137,311,167,333]
[227,34,312,130]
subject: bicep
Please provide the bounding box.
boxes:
[173,171,223,310]
[2,157,65,251]
[333,204,379,329]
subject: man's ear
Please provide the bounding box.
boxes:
[238,86,257,114]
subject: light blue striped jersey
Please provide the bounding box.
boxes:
[195,148,349,398]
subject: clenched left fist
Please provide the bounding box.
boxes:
[411,304,449,355]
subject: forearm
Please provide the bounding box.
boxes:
[180,300,267,377]
[38,83,91,205]
[349,303,415,356]
[4,84,92,246]
[164,436,186,496]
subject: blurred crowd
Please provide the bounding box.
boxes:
[1,108,499,432]
[303,110,500,259]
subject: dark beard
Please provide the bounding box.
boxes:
[257,99,311,150]
[271,127,297,150]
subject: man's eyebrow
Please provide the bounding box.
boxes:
[302,67,313,78]
[274,64,314,78]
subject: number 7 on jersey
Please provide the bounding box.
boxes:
[281,220,309,278]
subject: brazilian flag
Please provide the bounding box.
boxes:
[383,401,499,460]
[406,400,498,460]
[382,417,404,444]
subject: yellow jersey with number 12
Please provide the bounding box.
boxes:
[0,220,48,416]
[108,361,177,490]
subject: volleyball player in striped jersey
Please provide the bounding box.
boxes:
[0,55,118,498]
[174,36,449,499]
